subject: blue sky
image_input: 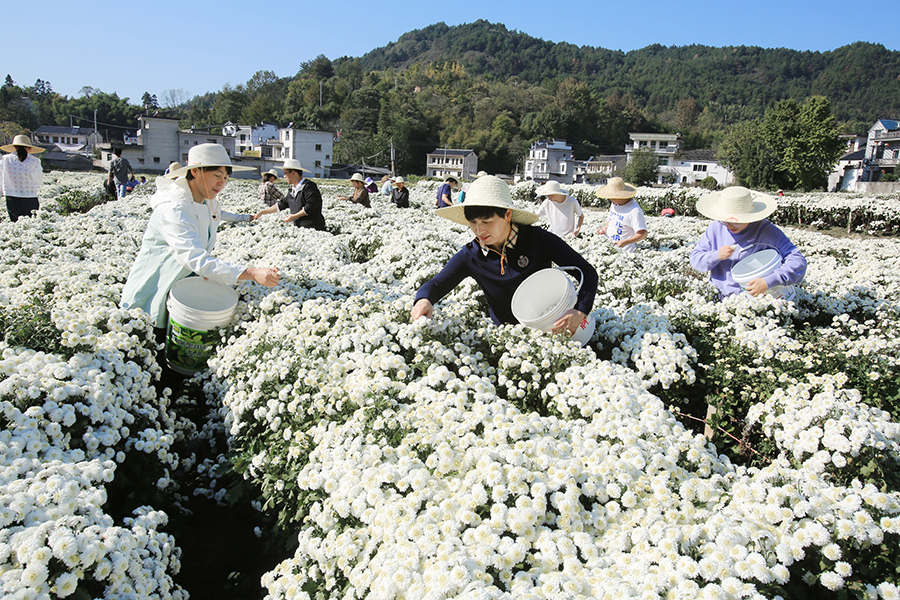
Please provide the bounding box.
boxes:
[6,0,896,106]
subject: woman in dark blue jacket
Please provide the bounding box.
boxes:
[412,175,598,336]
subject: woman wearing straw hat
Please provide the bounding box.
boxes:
[0,134,45,222]
[535,179,583,237]
[121,143,280,334]
[257,169,284,207]
[411,175,598,335]
[690,186,806,299]
[254,159,326,230]
[390,176,409,208]
[337,173,371,208]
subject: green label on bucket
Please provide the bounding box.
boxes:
[166,319,219,373]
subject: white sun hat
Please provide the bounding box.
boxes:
[535,180,569,197]
[349,173,365,182]
[436,175,539,226]
[282,158,311,173]
[696,186,777,223]
[166,143,254,179]
[393,176,405,184]
[594,177,637,199]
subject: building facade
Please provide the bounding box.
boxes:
[33,126,102,151]
[426,148,478,180]
[863,119,900,182]
[670,149,735,187]
[96,115,334,178]
[523,140,576,185]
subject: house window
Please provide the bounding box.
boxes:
[153,157,160,163]
[315,144,322,151]
[659,159,668,166]
[138,158,144,163]
[326,154,330,160]
[692,164,708,172]
[315,160,321,167]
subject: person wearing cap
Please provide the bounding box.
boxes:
[595,177,646,252]
[380,175,393,197]
[337,173,371,208]
[690,186,806,299]
[435,176,458,208]
[411,175,598,335]
[390,176,409,208]
[535,180,583,237]
[254,159,326,231]
[257,169,284,207]
[364,177,378,194]
[120,143,280,335]
[0,134,45,222]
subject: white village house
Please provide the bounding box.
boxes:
[828,119,900,193]
[522,140,577,185]
[426,148,479,180]
[96,115,335,179]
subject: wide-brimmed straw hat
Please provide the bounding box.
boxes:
[262,169,279,180]
[393,176,405,184]
[535,180,569,197]
[436,175,539,226]
[282,158,311,173]
[167,161,183,173]
[696,186,777,223]
[350,173,365,183]
[1,134,45,154]
[475,171,488,178]
[595,177,637,199]
[166,143,254,179]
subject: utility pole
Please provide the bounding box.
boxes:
[390,138,396,177]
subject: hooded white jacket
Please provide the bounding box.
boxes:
[120,176,248,328]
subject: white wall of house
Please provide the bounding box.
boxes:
[523,140,576,185]
[135,116,181,172]
[426,150,478,180]
[279,129,334,178]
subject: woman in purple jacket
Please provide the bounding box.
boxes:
[411,175,597,336]
[690,186,806,299]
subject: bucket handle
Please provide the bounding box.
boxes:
[555,266,585,293]
[732,242,782,261]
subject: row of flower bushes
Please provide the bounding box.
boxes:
[1,172,899,599]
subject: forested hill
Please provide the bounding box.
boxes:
[360,20,900,127]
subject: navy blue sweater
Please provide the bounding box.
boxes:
[415,225,598,325]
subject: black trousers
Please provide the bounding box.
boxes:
[6,196,39,222]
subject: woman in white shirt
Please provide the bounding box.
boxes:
[0,135,45,222]
[120,144,280,335]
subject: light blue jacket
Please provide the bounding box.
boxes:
[120,176,249,328]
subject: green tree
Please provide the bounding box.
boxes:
[718,96,843,191]
[622,147,659,186]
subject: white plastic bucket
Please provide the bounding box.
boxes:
[165,278,238,375]
[731,249,796,300]
[511,267,596,346]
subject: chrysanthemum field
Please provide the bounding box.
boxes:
[2,173,899,600]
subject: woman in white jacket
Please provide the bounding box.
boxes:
[120,144,279,335]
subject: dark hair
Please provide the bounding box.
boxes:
[446,177,458,184]
[15,147,28,161]
[185,165,232,180]
[113,148,123,156]
[464,205,508,221]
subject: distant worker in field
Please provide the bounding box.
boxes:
[108,147,135,200]
[0,134,45,222]
[690,186,806,299]
[364,177,378,194]
[257,169,284,206]
[254,159,326,230]
[337,173,371,208]
[380,175,393,196]
[595,177,646,252]
[535,180,583,237]
[435,176,457,208]
[390,176,410,208]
